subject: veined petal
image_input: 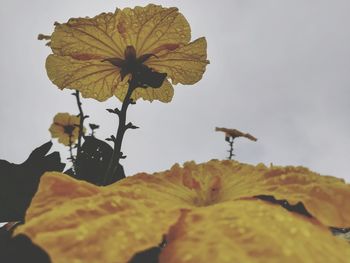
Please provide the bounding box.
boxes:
[160,200,350,263]
[114,79,174,103]
[145,37,209,85]
[50,12,126,59]
[116,4,191,56]
[44,5,208,101]
[16,173,186,263]
[46,55,128,101]
[153,160,350,227]
[15,161,350,262]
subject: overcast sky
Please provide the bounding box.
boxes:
[0,0,349,182]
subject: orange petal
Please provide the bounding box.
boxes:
[16,161,350,262]
[16,172,184,263]
[160,200,350,263]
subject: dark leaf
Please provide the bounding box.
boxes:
[0,224,51,262]
[74,136,125,185]
[135,65,167,89]
[105,135,115,142]
[0,141,65,222]
[128,246,161,263]
[89,123,100,130]
[128,239,165,263]
[255,195,312,218]
[126,122,139,130]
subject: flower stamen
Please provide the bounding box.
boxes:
[103,46,167,89]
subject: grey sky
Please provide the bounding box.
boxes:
[0,0,349,182]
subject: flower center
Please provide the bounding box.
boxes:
[103,46,167,89]
[63,125,75,135]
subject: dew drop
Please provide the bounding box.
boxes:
[289,227,297,234]
[282,247,292,256]
[183,254,193,260]
[238,227,246,234]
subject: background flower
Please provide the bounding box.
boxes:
[44,4,209,103]
[49,113,84,146]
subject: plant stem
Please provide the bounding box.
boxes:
[68,135,76,170]
[74,91,85,168]
[228,137,234,160]
[102,81,136,185]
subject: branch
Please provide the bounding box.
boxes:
[102,80,137,185]
[73,91,86,172]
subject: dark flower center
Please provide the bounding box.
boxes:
[103,46,167,89]
[63,125,75,135]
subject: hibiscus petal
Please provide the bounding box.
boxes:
[49,113,81,146]
[48,124,63,138]
[117,160,350,227]
[160,200,350,263]
[16,172,185,263]
[50,12,126,59]
[155,160,350,227]
[16,160,350,262]
[57,135,70,146]
[46,55,128,101]
[114,79,174,103]
[44,5,207,102]
[145,37,209,85]
[53,113,70,126]
[116,4,191,56]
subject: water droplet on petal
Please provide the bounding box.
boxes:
[155,31,163,37]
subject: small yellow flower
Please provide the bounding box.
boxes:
[43,4,209,103]
[16,160,350,262]
[216,127,258,141]
[49,113,83,146]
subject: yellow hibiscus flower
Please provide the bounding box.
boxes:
[49,113,83,146]
[43,4,209,102]
[15,160,350,262]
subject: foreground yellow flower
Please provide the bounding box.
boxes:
[43,4,209,102]
[15,160,350,262]
[49,113,83,146]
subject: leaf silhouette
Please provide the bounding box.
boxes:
[128,246,161,263]
[0,141,65,222]
[71,136,125,185]
[0,224,51,262]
